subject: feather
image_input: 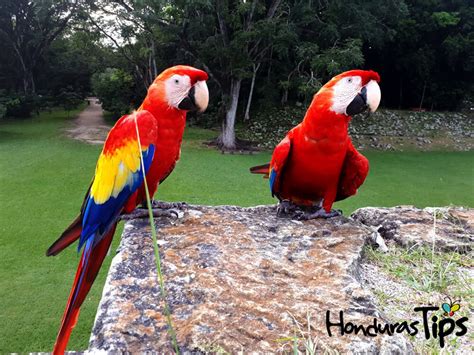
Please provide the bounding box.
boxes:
[49,110,158,352]
[52,224,116,354]
[249,163,270,176]
[46,214,82,256]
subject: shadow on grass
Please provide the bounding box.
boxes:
[0,130,25,142]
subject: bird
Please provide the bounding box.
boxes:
[46,65,209,354]
[250,70,381,219]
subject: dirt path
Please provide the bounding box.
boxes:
[65,97,110,144]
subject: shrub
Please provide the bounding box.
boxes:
[91,68,135,119]
[0,103,6,119]
[238,106,307,148]
[0,91,39,118]
[56,88,83,116]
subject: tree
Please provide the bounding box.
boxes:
[0,0,78,94]
[366,0,473,110]
[57,87,83,117]
[13,0,466,128]
[91,68,135,118]
[84,0,172,92]
[176,0,284,149]
[37,30,113,96]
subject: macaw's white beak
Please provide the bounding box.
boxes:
[178,80,209,113]
[193,80,209,112]
[346,79,381,116]
[365,79,381,112]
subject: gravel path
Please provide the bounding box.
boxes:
[65,97,110,144]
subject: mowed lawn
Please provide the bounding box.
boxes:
[0,108,473,352]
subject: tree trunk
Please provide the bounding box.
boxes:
[244,63,260,121]
[16,50,35,95]
[221,78,242,150]
[281,89,288,105]
[419,80,427,110]
[398,77,403,109]
[151,41,158,79]
[22,68,36,95]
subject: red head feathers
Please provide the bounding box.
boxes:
[155,65,209,85]
[330,69,380,87]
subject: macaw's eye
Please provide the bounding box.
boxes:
[347,78,352,83]
[174,79,180,84]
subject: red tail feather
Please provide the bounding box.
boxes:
[52,224,117,354]
[249,163,270,178]
[46,215,83,256]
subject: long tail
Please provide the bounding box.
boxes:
[47,184,93,256]
[46,215,83,256]
[52,223,117,354]
[249,163,270,178]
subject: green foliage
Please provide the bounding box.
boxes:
[2,0,473,130]
[432,11,461,27]
[0,102,6,119]
[57,88,83,114]
[1,0,473,120]
[0,0,80,94]
[371,0,474,110]
[37,31,116,96]
[91,68,135,119]
[312,39,364,78]
[0,92,39,118]
[0,89,83,119]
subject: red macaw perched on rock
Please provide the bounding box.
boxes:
[250,70,381,219]
[46,65,208,354]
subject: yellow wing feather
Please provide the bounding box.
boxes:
[90,139,147,204]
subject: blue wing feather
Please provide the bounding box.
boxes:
[78,144,155,251]
[269,168,277,197]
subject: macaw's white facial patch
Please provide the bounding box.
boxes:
[165,74,192,109]
[330,76,362,115]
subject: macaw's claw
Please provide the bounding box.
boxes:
[149,200,188,210]
[295,208,342,220]
[276,200,300,217]
[121,208,184,220]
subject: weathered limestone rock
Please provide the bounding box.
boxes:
[354,206,473,353]
[89,205,418,353]
[352,206,473,252]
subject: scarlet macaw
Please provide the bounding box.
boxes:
[46,65,209,354]
[250,70,381,219]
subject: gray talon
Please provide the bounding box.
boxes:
[121,207,184,220]
[153,208,180,218]
[277,200,298,217]
[150,200,188,210]
[276,200,341,220]
[296,208,342,220]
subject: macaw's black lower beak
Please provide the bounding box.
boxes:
[346,86,368,116]
[178,86,197,111]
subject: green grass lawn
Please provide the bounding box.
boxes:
[0,109,473,352]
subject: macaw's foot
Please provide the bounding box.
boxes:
[121,207,183,221]
[295,208,342,220]
[276,200,300,217]
[149,200,188,210]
